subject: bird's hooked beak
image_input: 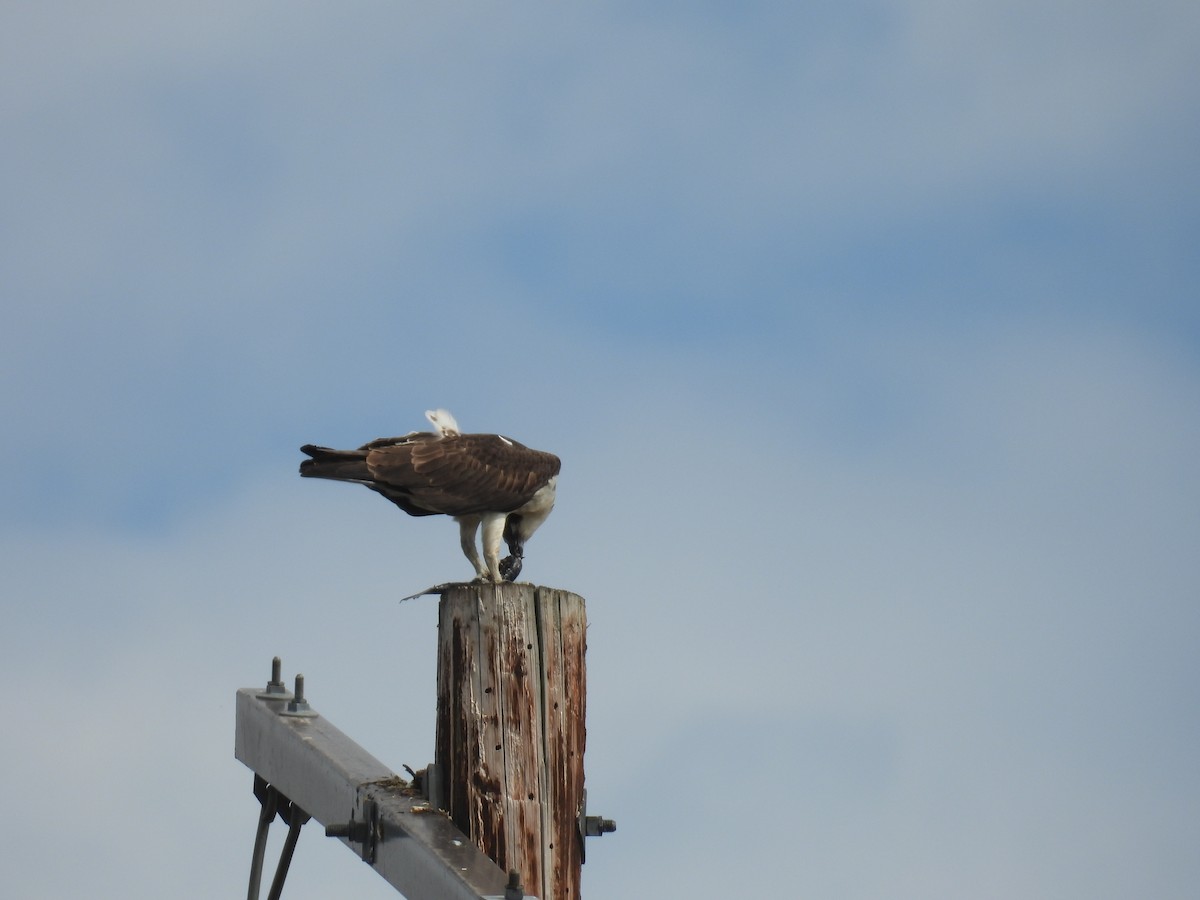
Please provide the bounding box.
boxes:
[500,514,525,582]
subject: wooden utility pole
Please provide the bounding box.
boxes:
[436,583,587,900]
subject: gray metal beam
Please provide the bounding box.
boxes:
[235,686,538,900]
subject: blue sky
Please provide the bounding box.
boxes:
[2,2,1199,897]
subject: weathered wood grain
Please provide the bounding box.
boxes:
[436,583,587,899]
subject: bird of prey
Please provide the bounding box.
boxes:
[299,410,560,583]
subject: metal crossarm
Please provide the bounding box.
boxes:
[235,686,538,900]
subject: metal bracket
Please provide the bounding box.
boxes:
[575,789,616,864]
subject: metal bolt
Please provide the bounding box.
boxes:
[256,655,293,700]
[584,815,617,836]
[504,869,524,900]
[325,800,379,863]
[281,673,318,717]
[576,789,616,864]
[325,820,370,841]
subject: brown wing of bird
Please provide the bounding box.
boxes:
[364,433,560,517]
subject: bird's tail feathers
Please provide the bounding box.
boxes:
[299,445,371,481]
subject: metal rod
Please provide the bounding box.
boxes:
[266,811,307,900]
[247,779,279,900]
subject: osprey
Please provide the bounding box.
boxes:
[299,410,560,583]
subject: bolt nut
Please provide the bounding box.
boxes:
[584,815,616,836]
